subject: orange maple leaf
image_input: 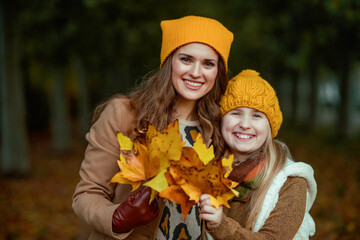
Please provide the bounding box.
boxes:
[149,134,239,220]
[111,120,239,220]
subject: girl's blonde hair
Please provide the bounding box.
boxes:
[244,126,292,229]
[220,69,287,228]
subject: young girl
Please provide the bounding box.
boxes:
[72,16,233,240]
[200,69,317,239]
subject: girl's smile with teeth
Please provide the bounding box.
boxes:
[221,107,270,156]
[234,133,254,139]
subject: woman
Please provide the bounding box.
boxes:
[72,15,233,240]
[199,70,317,239]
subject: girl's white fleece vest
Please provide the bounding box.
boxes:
[253,158,317,239]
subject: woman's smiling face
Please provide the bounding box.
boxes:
[171,43,219,104]
[221,107,271,156]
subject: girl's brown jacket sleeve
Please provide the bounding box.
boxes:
[207,177,307,240]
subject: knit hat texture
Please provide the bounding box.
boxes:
[160,15,233,70]
[220,69,283,138]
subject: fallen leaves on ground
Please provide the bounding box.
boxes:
[0,133,91,240]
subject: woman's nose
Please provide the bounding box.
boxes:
[190,62,201,78]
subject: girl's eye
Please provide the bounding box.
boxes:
[231,112,240,116]
[253,113,262,118]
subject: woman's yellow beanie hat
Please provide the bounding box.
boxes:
[160,16,233,70]
[220,69,283,138]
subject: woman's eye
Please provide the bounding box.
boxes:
[253,113,262,118]
[231,112,240,116]
[204,61,215,67]
[181,57,190,63]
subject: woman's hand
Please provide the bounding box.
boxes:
[112,187,159,233]
[199,194,223,228]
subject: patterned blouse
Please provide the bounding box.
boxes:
[156,119,203,240]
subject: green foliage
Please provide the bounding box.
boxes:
[4,0,360,134]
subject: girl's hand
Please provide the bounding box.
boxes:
[199,194,223,228]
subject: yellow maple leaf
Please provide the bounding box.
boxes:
[111,120,183,192]
[111,120,238,218]
[222,154,234,178]
[193,134,214,165]
[144,168,169,203]
[143,168,169,193]
[146,124,159,142]
[110,171,142,191]
[117,132,133,151]
[181,183,201,202]
[148,120,185,162]
[110,144,148,191]
[117,143,148,181]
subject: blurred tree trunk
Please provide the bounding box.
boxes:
[50,67,72,152]
[337,53,350,139]
[348,63,360,138]
[73,58,90,137]
[308,57,318,131]
[0,1,30,175]
[290,69,299,125]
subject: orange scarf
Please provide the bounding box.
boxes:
[228,158,266,202]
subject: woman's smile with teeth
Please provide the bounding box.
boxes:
[184,80,202,87]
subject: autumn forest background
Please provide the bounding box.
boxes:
[1,0,360,239]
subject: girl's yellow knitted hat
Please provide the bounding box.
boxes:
[220,69,283,138]
[160,16,233,70]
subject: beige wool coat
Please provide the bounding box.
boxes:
[72,96,309,240]
[72,96,214,240]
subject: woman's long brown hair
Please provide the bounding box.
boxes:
[92,54,228,158]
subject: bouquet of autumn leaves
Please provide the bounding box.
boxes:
[110,120,239,220]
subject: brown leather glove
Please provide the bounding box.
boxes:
[112,187,159,233]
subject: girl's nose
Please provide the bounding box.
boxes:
[239,115,250,129]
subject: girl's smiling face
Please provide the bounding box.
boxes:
[221,107,271,157]
[171,43,219,104]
